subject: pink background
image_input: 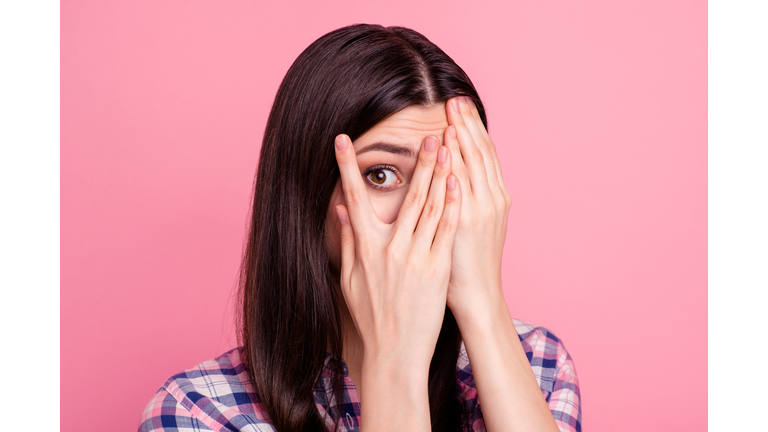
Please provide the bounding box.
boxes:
[62,1,706,431]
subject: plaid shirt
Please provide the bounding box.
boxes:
[139,319,581,432]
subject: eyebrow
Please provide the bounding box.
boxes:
[355,142,417,160]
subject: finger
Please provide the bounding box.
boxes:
[487,137,506,193]
[486,136,511,207]
[444,124,471,196]
[335,205,356,291]
[462,97,504,199]
[465,100,511,207]
[442,106,466,173]
[447,97,491,202]
[393,135,440,240]
[443,123,474,221]
[413,144,452,248]
[334,134,377,230]
[431,174,462,258]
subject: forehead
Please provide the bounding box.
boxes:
[354,104,448,150]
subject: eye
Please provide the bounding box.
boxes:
[363,165,400,189]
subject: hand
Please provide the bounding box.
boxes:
[442,100,562,432]
[333,133,462,369]
[443,96,512,321]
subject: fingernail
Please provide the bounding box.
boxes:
[467,98,475,108]
[437,146,447,164]
[335,205,347,225]
[447,175,457,191]
[451,98,460,113]
[424,136,438,153]
[448,125,456,139]
[335,135,348,151]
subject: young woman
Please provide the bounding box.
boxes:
[140,24,581,432]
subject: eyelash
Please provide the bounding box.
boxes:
[362,164,401,190]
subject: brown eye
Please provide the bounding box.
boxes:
[371,169,387,184]
[364,166,399,188]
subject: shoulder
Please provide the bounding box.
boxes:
[456,319,582,432]
[511,318,575,395]
[457,318,575,396]
[138,348,276,432]
[512,319,581,431]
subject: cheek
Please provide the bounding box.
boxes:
[325,185,408,275]
[369,189,408,224]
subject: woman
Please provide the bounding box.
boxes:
[140,24,581,432]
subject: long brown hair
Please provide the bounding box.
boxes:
[238,24,488,431]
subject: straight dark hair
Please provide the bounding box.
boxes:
[238,24,488,432]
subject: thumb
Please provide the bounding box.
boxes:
[335,205,355,287]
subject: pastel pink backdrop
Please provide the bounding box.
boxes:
[62,1,706,431]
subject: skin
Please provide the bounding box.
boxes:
[327,99,561,432]
[325,104,452,400]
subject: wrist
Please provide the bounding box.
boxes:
[452,298,516,349]
[361,349,430,386]
[359,353,431,431]
[448,284,508,328]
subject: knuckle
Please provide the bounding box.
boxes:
[418,152,435,168]
[341,235,355,249]
[477,139,491,152]
[385,247,406,269]
[446,137,461,151]
[494,198,506,212]
[438,218,454,234]
[469,147,484,162]
[423,201,441,219]
[344,187,363,206]
[453,166,468,181]
[385,245,402,262]
[434,161,450,178]
[404,189,421,207]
